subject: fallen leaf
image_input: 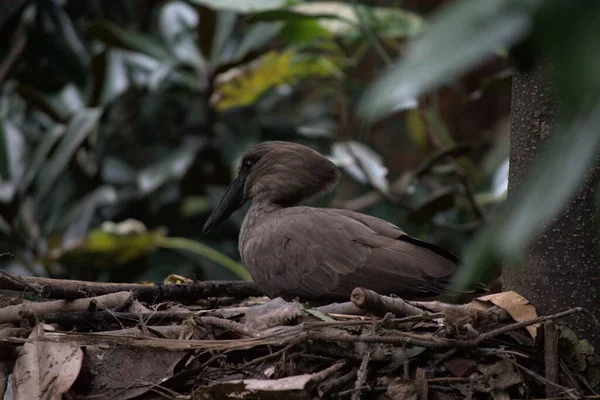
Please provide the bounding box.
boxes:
[469,291,539,339]
[474,359,522,393]
[73,345,187,400]
[13,324,83,400]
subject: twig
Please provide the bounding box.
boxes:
[311,361,347,386]
[352,324,375,400]
[318,368,357,397]
[0,269,43,296]
[314,302,365,316]
[544,322,560,398]
[515,363,582,399]
[401,344,409,379]
[196,316,261,338]
[0,292,133,324]
[332,385,386,399]
[0,273,263,302]
[351,287,425,316]
[463,307,590,346]
[243,342,297,367]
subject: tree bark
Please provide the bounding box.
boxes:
[503,63,600,348]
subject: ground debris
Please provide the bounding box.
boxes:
[0,274,597,400]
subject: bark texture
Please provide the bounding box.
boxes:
[503,64,600,348]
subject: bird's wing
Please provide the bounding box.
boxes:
[248,207,457,300]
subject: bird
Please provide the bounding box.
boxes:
[202,141,468,301]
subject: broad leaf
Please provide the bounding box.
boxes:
[453,99,600,291]
[188,0,289,13]
[56,219,166,267]
[359,0,541,120]
[36,108,102,201]
[213,50,340,111]
[136,140,204,195]
[331,141,389,193]
[86,20,174,61]
[19,125,65,195]
[159,1,205,70]
[255,2,423,40]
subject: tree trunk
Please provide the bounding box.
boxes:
[503,64,600,348]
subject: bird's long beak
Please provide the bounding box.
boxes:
[202,174,246,235]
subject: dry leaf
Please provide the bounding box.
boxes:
[12,324,83,400]
[195,374,315,399]
[469,291,539,339]
[74,344,188,400]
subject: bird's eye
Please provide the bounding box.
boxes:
[242,159,255,170]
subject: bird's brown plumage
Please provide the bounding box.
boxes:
[203,141,464,301]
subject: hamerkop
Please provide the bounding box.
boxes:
[203,141,465,301]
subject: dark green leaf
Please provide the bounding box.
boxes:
[35,0,90,88]
[158,1,205,69]
[0,119,26,184]
[56,185,118,232]
[453,99,600,291]
[408,189,456,224]
[188,0,289,13]
[36,108,102,200]
[15,84,69,123]
[280,19,330,45]
[19,124,65,195]
[233,22,283,61]
[359,0,541,120]
[136,140,204,195]
[86,20,174,61]
[209,11,237,67]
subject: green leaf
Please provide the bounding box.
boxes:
[156,236,251,281]
[214,50,339,111]
[19,124,65,195]
[15,84,69,123]
[209,11,237,66]
[359,0,542,120]
[136,140,204,195]
[280,19,331,45]
[233,22,283,61]
[36,108,102,201]
[86,20,174,61]
[158,1,205,70]
[188,0,290,13]
[282,2,423,39]
[0,214,11,235]
[36,0,90,88]
[409,189,456,224]
[331,141,389,193]
[0,119,26,202]
[56,219,166,267]
[55,185,118,232]
[453,99,600,291]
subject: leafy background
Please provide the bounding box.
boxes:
[4,0,588,288]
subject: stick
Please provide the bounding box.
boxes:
[0,273,263,302]
[196,316,261,338]
[0,292,133,324]
[351,287,425,316]
[544,322,560,398]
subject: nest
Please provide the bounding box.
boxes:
[0,273,598,400]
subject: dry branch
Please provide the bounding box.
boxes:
[0,273,263,302]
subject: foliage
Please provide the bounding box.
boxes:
[358,0,600,289]
[0,0,511,283]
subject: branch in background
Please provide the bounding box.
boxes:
[337,144,474,212]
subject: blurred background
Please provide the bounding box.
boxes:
[0,0,593,289]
